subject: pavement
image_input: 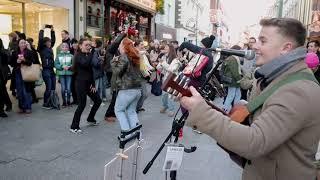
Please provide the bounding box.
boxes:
[0,84,242,180]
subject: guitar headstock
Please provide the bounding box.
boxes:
[161,72,192,98]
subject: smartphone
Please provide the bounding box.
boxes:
[45,24,52,29]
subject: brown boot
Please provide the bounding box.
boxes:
[160,107,167,113]
[105,116,116,122]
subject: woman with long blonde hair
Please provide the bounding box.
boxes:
[112,38,142,131]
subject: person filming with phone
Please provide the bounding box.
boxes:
[37,24,56,109]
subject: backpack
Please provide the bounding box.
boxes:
[47,90,60,110]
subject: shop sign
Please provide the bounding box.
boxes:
[210,9,222,24]
[163,33,172,39]
[126,0,156,12]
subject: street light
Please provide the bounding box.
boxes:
[189,0,203,45]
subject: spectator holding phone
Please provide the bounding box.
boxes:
[37,25,56,109]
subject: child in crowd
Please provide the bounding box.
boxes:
[54,42,73,107]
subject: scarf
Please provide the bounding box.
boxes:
[254,47,306,84]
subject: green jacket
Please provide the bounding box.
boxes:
[222,55,242,87]
[54,51,73,76]
[111,55,142,91]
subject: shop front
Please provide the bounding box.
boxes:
[85,0,156,40]
[155,23,177,41]
[0,0,71,52]
[309,0,320,41]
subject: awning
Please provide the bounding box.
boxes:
[115,0,156,15]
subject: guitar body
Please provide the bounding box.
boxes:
[162,72,250,123]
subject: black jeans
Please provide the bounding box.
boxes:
[2,80,12,108]
[71,74,77,103]
[0,83,6,113]
[42,69,56,105]
[104,90,117,118]
[71,80,102,129]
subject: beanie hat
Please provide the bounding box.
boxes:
[200,35,215,48]
[305,52,319,69]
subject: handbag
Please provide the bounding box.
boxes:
[20,64,41,82]
[151,72,162,96]
[239,74,254,90]
[183,50,209,78]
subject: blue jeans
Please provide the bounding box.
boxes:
[223,87,241,113]
[95,77,106,99]
[161,92,175,111]
[137,81,147,110]
[59,75,72,104]
[115,89,141,131]
[42,69,56,105]
[15,69,32,110]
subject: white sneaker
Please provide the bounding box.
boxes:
[193,129,202,134]
[70,128,82,134]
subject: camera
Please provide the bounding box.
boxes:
[45,24,53,29]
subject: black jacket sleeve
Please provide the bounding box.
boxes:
[51,30,56,48]
[37,30,45,52]
[108,33,126,55]
[178,42,202,54]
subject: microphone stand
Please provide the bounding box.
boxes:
[143,112,196,180]
[143,51,223,179]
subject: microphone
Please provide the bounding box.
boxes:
[208,48,256,60]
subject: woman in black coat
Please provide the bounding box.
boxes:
[70,38,102,133]
[10,39,33,113]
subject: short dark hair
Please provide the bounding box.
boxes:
[26,37,34,44]
[249,37,256,42]
[134,39,143,47]
[231,45,241,50]
[95,39,103,48]
[43,37,51,43]
[170,40,179,45]
[79,38,90,45]
[308,40,320,47]
[62,30,69,35]
[259,18,306,47]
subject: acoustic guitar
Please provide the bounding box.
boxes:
[162,72,250,124]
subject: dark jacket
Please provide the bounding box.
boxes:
[92,48,105,80]
[73,52,95,86]
[221,55,242,87]
[0,47,10,82]
[37,30,55,70]
[105,33,126,73]
[178,42,213,85]
[30,47,40,64]
[10,49,33,69]
[111,55,142,91]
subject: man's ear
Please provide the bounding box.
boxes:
[280,42,294,55]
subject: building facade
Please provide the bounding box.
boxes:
[209,0,230,48]
[175,0,212,45]
[0,0,73,51]
[154,0,177,41]
[77,0,156,41]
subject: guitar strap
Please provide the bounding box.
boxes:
[246,71,319,114]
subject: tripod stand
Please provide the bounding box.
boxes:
[104,124,142,180]
[143,112,196,180]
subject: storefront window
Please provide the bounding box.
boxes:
[0,0,68,53]
[0,0,23,48]
[25,2,69,54]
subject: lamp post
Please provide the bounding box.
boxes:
[190,0,203,45]
[278,0,284,18]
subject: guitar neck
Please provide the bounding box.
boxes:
[204,99,227,115]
